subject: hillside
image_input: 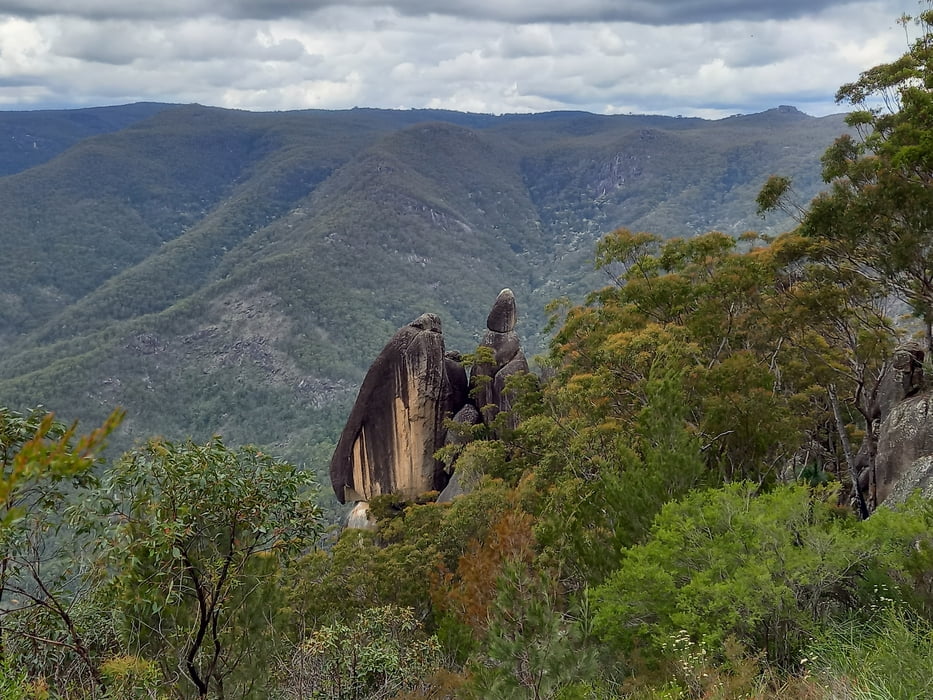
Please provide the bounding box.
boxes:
[0,102,174,176]
[0,103,846,471]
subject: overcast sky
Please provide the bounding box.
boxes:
[0,0,917,117]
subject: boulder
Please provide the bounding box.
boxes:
[884,455,933,504]
[493,352,530,427]
[330,313,453,504]
[329,289,531,516]
[441,403,482,472]
[470,361,497,417]
[481,329,520,366]
[446,403,481,445]
[486,288,517,333]
[874,391,933,504]
[444,351,469,413]
[437,470,465,503]
[872,341,925,421]
[470,290,529,426]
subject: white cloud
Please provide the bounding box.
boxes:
[0,0,910,117]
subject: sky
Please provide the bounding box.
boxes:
[0,0,919,118]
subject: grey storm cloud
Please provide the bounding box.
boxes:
[0,0,867,24]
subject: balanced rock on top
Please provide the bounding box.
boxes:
[471,288,529,426]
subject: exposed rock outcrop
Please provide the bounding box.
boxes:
[437,470,465,503]
[441,403,482,472]
[471,289,529,428]
[885,454,933,504]
[486,289,518,333]
[346,501,376,530]
[329,313,459,504]
[331,289,531,519]
[874,390,933,504]
[872,341,925,421]
[850,342,928,508]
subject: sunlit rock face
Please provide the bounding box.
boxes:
[330,289,532,517]
[345,501,376,530]
[330,313,456,504]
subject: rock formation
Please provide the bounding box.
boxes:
[871,341,925,421]
[855,341,933,507]
[470,289,529,428]
[885,454,933,504]
[330,313,461,504]
[874,391,933,504]
[331,289,531,521]
[331,299,933,522]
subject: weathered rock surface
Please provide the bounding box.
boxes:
[493,353,530,426]
[851,342,927,507]
[446,404,481,447]
[481,329,520,366]
[885,455,933,505]
[444,351,469,414]
[330,288,531,513]
[470,289,528,426]
[330,313,455,504]
[486,288,517,333]
[440,403,482,473]
[346,501,376,530]
[874,391,933,504]
[872,341,925,421]
[437,470,465,503]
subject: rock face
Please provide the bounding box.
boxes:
[331,290,531,516]
[330,313,458,504]
[872,341,925,421]
[886,455,933,504]
[874,391,933,504]
[346,501,376,530]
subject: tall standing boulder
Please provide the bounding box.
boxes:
[330,289,533,514]
[471,289,529,428]
[330,313,457,504]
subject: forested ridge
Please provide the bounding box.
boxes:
[0,95,843,471]
[5,8,933,700]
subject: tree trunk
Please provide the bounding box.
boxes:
[829,384,870,519]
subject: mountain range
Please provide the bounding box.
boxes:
[0,102,848,477]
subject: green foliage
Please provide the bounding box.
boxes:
[0,407,122,694]
[761,7,933,350]
[519,369,706,590]
[5,27,933,698]
[0,103,844,467]
[98,655,163,700]
[292,529,441,628]
[593,483,930,669]
[464,564,603,700]
[544,229,818,488]
[100,437,323,698]
[278,605,443,700]
[290,480,515,634]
